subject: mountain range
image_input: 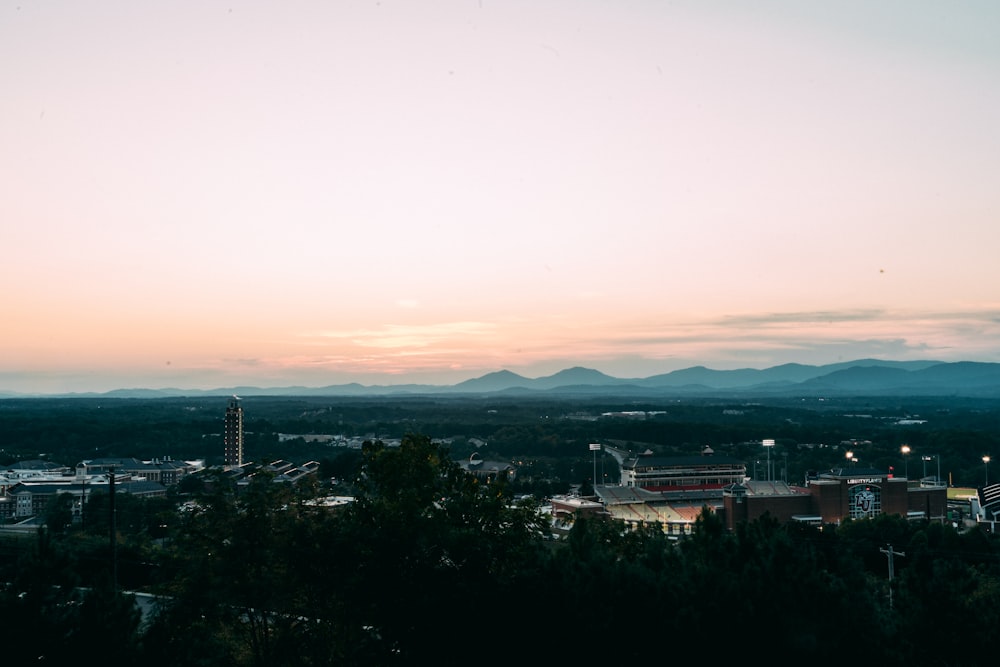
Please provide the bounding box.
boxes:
[4,359,1000,399]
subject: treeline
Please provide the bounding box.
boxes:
[3,434,1000,666]
[4,394,1000,486]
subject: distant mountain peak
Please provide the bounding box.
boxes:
[450,369,531,392]
[531,367,621,389]
[542,366,614,379]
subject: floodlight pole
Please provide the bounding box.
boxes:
[763,439,775,482]
[109,466,118,592]
[80,470,85,530]
[589,443,601,494]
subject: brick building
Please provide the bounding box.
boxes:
[723,467,947,529]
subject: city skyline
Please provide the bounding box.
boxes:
[3,2,1000,394]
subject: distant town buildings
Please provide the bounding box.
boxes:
[0,457,203,522]
[224,396,244,468]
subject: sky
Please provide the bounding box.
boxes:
[3,1,1000,394]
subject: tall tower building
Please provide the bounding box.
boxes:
[224,396,244,467]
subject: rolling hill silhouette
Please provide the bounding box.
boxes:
[5,359,999,398]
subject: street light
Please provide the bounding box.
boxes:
[901,445,911,479]
[845,450,854,468]
[984,455,991,486]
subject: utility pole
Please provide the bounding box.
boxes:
[880,544,905,610]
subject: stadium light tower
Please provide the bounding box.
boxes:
[901,445,911,479]
[589,443,601,493]
[984,455,991,486]
[763,439,775,481]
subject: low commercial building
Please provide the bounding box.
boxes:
[3,473,167,521]
[79,457,197,485]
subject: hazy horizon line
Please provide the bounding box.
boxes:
[5,355,994,397]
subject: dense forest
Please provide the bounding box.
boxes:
[2,396,1000,665]
[1,434,999,665]
[2,393,998,488]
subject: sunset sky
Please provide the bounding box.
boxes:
[3,1,1000,394]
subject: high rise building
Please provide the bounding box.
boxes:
[224,396,244,467]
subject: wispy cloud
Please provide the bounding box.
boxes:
[306,321,497,349]
[716,309,890,327]
[222,358,264,367]
[485,307,1000,373]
